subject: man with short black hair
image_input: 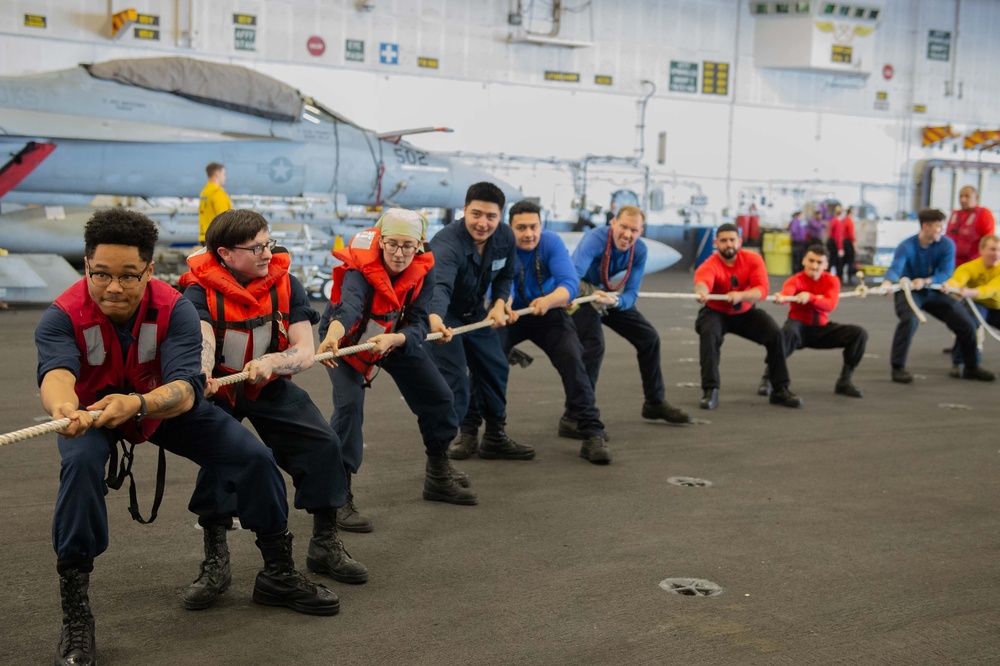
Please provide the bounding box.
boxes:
[198,162,232,244]
[37,209,336,666]
[881,208,994,383]
[571,205,691,426]
[773,244,868,397]
[428,182,535,461]
[694,223,803,410]
[464,201,613,463]
[179,209,368,611]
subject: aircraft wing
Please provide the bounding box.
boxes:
[1,109,283,143]
[375,127,454,144]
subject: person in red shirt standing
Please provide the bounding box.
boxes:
[947,186,996,266]
[841,207,858,284]
[775,244,867,397]
[826,205,845,280]
[694,223,803,410]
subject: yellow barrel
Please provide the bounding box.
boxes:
[763,232,792,276]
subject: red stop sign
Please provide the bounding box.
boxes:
[883,64,894,80]
[307,36,325,56]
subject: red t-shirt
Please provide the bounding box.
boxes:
[694,251,769,315]
[843,216,856,243]
[827,217,845,250]
[947,207,996,265]
[779,271,840,326]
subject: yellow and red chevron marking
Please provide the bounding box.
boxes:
[964,130,1000,150]
[922,126,957,147]
[111,8,137,38]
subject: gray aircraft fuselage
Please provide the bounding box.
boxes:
[0,63,511,208]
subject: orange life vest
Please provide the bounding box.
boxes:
[53,278,179,444]
[178,247,291,403]
[329,228,433,380]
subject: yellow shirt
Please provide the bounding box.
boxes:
[948,257,1000,309]
[198,182,232,242]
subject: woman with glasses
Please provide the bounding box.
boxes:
[178,209,369,611]
[319,208,477,534]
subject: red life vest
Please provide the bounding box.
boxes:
[329,228,433,380]
[178,247,291,403]
[53,278,180,444]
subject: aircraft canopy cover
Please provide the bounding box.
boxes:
[85,57,304,122]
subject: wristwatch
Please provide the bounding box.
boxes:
[129,392,147,421]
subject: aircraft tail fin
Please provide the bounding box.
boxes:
[0,142,56,198]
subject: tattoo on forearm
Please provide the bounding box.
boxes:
[150,381,193,413]
[201,339,216,376]
[269,347,304,375]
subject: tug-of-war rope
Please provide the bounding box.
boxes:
[0,294,606,446]
[3,280,997,447]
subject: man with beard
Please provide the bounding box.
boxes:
[694,223,803,410]
[773,244,867,397]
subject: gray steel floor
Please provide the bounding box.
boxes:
[1,271,997,665]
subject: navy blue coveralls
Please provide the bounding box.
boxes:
[426,220,516,434]
[319,264,456,473]
[183,276,348,524]
[35,296,288,574]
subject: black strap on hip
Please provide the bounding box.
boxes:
[105,439,166,525]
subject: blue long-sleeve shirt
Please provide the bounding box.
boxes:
[884,234,956,285]
[428,220,516,321]
[512,230,579,310]
[571,226,647,311]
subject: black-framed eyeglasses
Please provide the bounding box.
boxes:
[381,240,420,256]
[230,239,278,256]
[87,262,149,289]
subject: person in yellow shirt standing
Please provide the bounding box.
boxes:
[945,234,1000,374]
[198,162,232,244]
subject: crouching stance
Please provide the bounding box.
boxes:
[772,244,868,397]
[319,209,476,533]
[38,210,337,666]
[179,210,367,612]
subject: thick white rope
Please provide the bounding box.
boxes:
[965,297,1000,342]
[2,294,606,444]
[0,410,103,447]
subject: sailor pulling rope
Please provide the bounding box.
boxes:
[0,294,604,446]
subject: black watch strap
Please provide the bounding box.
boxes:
[129,393,147,422]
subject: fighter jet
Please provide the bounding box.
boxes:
[0,56,516,208]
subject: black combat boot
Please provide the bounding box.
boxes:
[700,388,719,410]
[448,459,471,488]
[579,434,611,465]
[757,365,772,396]
[480,422,535,460]
[769,386,804,408]
[253,532,340,616]
[306,510,369,584]
[423,453,479,505]
[56,569,95,666]
[183,520,232,610]
[834,365,864,397]
[558,415,586,440]
[336,473,373,533]
[641,400,692,424]
[447,431,479,460]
